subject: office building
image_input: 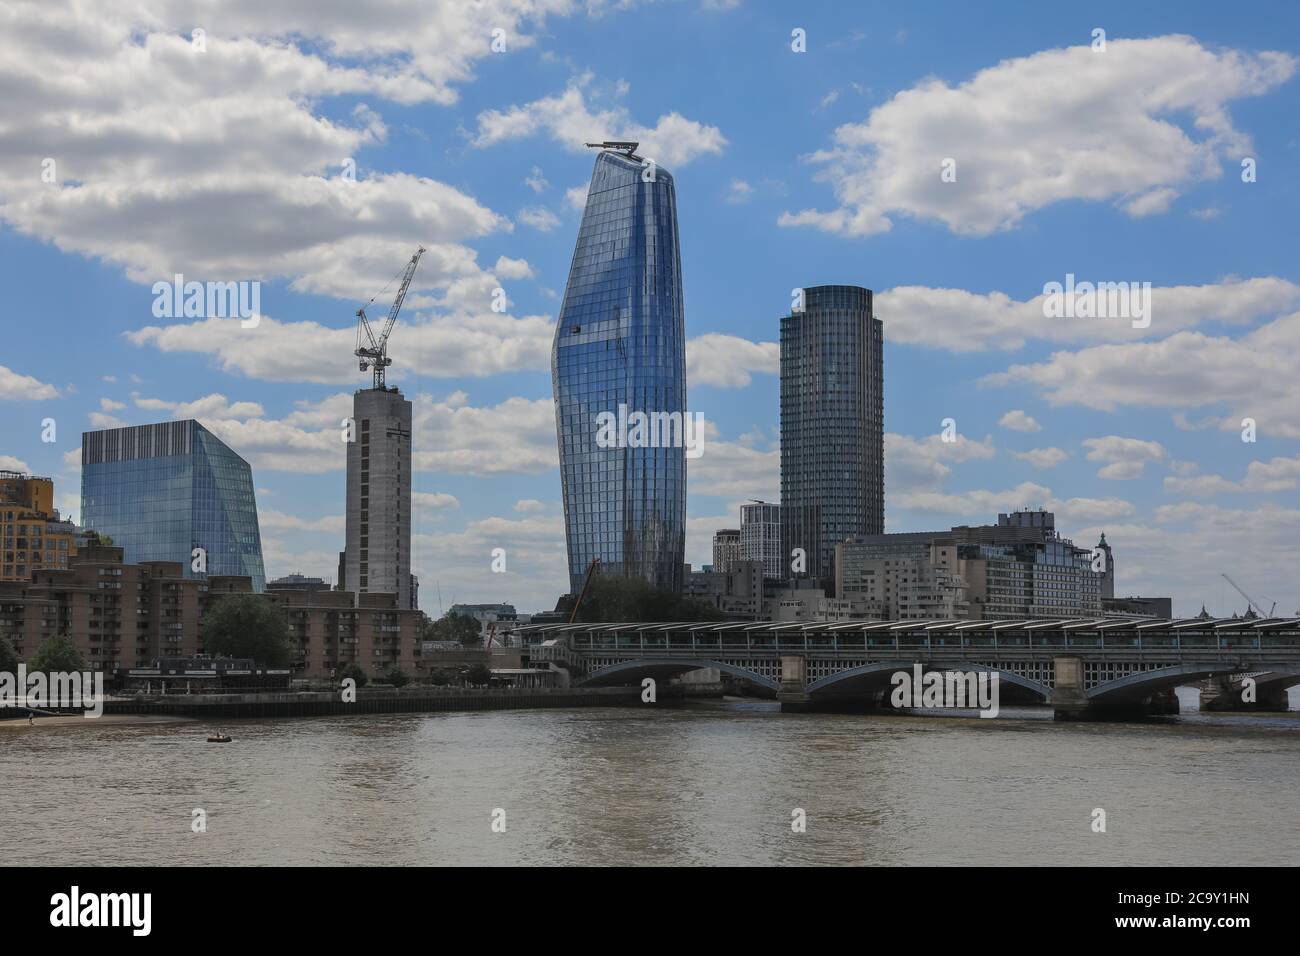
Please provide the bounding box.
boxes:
[740,500,782,579]
[712,529,741,573]
[81,421,265,590]
[343,387,414,609]
[780,285,883,589]
[551,144,687,594]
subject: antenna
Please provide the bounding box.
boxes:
[585,140,641,159]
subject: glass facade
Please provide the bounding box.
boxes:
[81,420,266,590]
[552,150,687,594]
[781,285,884,587]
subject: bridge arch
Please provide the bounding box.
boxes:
[806,661,1051,702]
[1086,663,1248,702]
[578,657,781,691]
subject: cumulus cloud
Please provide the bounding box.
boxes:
[1083,436,1167,480]
[0,365,59,401]
[983,311,1300,439]
[779,35,1295,236]
[517,206,561,232]
[998,409,1041,432]
[686,334,779,389]
[1013,447,1070,469]
[472,75,727,168]
[1164,453,1300,496]
[876,277,1299,352]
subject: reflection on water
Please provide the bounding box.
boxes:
[3,698,1298,866]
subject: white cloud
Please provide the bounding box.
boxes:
[99,398,127,412]
[493,256,535,280]
[1083,436,1167,480]
[0,455,31,472]
[524,166,550,193]
[472,75,727,168]
[686,334,778,388]
[259,510,345,533]
[517,206,561,232]
[411,392,558,477]
[877,276,1300,352]
[983,311,1300,439]
[725,179,753,204]
[780,35,1295,236]
[998,409,1041,432]
[1164,453,1300,496]
[0,365,59,401]
[514,498,546,513]
[1013,447,1070,469]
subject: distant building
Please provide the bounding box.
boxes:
[781,285,884,589]
[81,420,266,590]
[740,501,782,579]
[837,510,1105,620]
[1,472,82,581]
[1104,596,1173,619]
[268,573,329,593]
[685,559,877,622]
[711,529,741,573]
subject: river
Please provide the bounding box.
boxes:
[3,695,1298,866]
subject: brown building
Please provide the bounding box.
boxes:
[0,540,423,680]
[1,471,83,581]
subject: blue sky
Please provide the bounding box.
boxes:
[2,0,1298,616]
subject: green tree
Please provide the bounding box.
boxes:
[384,666,410,688]
[568,576,726,624]
[338,662,368,688]
[427,611,482,646]
[464,663,492,687]
[0,636,19,674]
[428,668,454,687]
[201,593,293,667]
[29,633,86,672]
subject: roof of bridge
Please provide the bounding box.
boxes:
[512,617,1300,634]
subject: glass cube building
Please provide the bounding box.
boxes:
[81,420,266,590]
[780,285,884,588]
[552,149,687,594]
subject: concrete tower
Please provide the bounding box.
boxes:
[344,387,413,609]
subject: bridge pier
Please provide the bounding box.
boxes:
[1201,675,1293,712]
[777,655,812,712]
[1051,656,1088,720]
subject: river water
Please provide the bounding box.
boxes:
[3,696,1298,866]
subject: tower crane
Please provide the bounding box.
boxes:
[1221,573,1275,618]
[355,246,425,390]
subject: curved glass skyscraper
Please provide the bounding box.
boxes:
[552,148,687,594]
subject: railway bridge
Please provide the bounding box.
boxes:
[519,617,1300,719]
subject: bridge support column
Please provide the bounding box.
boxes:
[1202,676,1292,712]
[777,655,811,712]
[1051,656,1088,721]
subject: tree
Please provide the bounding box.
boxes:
[568,576,727,624]
[384,666,410,688]
[464,663,492,687]
[201,593,293,667]
[426,611,482,646]
[338,662,368,688]
[29,633,86,672]
[428,668,454,687]
[0,636,18,674]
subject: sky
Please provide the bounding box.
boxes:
[1,0,1298,617]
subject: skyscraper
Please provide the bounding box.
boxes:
[552,145,687,594]
[712,528,740,573]
[780,285,883,587]
[343,387,413,609]
[81,420,265,589]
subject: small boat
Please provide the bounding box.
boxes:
[206,732,233,743]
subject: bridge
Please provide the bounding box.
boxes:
[518,617,1300,719]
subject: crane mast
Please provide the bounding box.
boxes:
[355,246,425,390]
